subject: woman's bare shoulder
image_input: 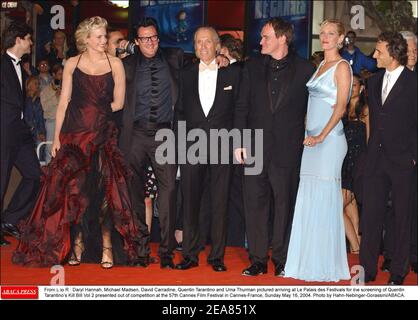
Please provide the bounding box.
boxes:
[108,55,123,68]
[64,55,80,72]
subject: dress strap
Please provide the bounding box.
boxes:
[105,53,112,72]
[76,53,83,67]
[335,58,351,69]
[335,59,353,103]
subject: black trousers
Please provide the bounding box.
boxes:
[128,127,177,258]
[383,168,417,265]
[1,143,41,225]
[227,165,246,247]
[180,162,232,263]
[360,153,415,278]
[243,162,299,266]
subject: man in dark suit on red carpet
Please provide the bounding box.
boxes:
[234,18,314,277]
[1,21,41,246]
[119,18,183,269]
[360,32,417,285]
[174,27,241,272]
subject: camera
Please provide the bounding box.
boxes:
[116,41,137,56]
[344,36,352,46]
[53,79,61,89]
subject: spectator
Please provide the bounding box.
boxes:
[106,27,130,59]
[400,31,417,71]
[36,59,52,91]
[341,30,377,74]
[220,34,244,64]
[40,63,63,164]
[43,30,68,67]
[310,50,324,68]
[24,75,46,148]
[21,53,38,77]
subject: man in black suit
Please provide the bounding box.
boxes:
[119,18,182,269]
[1,21,41,246]
[174,27,241,272]
[380,31,418,276]
[360,32,417,285]
[234,18,314,276]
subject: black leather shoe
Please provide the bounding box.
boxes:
[0,234,10,246]
[242,263,267,276]
[364,274,376,283]
[160,256,175,269]
[1,223,20,239]
[380,258,391,272]
[274,264,285,277]
[175,259,198,270]
[209,260,227,272]
[387,275,404,285]
[134,257,150,268]
[411,262,417,274]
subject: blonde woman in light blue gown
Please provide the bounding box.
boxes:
[284,19,353,282]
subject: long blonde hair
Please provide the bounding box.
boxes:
[53,30,69,59]
[26,76,40,99]
[75,16,108,52]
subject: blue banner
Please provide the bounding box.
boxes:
[130,0,206,53]
[246,0,312,59]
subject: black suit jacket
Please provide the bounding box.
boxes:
[175,62,241,132]
[1,53,32,146]
[119,47,184,156]
[234,52,315,167]
[364,67,417,173]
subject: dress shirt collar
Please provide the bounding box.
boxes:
[6,50,21,65]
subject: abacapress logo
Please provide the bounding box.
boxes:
[1,286,39,299]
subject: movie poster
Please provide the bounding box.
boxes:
[129,0,206,53]
[245,0,312,59]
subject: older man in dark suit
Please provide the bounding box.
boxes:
[1,22,41,246]
[174,26,241,272]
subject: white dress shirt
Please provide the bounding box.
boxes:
[6,50,23,90]
[382,65,404,103]
[199,59,218,117]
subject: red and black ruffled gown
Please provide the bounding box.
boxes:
[13,56,140,267]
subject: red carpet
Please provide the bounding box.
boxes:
[1,237,417,286]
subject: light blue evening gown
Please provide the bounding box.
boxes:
[284,59,352,282]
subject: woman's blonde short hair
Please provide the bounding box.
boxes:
[75,16,108,52]
[320,19,345,36]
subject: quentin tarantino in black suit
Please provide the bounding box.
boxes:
[234,18,314,277]
[1,22,41,246]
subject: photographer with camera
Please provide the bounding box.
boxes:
[341,31,377,74]
[106,28,137,59]
[40,63,63,164]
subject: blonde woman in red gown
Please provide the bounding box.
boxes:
[13,17,140,268]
